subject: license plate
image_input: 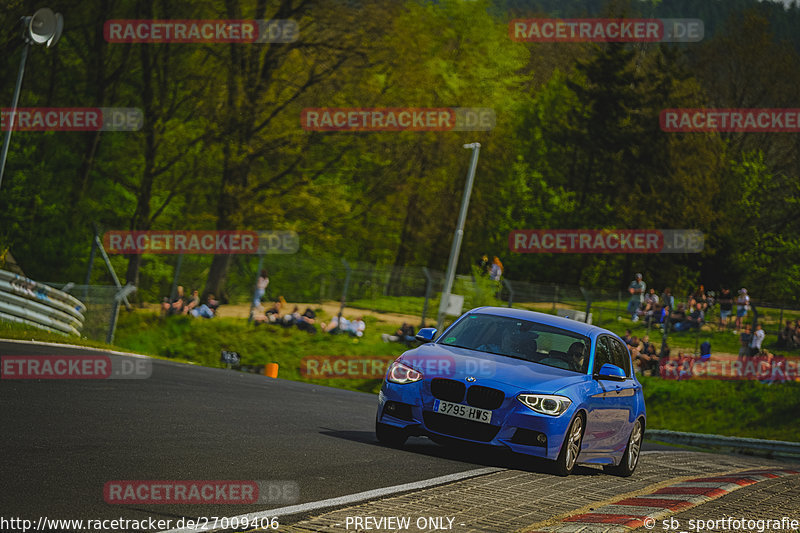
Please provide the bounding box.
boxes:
[434,399,492,424]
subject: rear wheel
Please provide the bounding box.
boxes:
[553,414,584,476]
[604,418,643,477]
[375,419,408,447]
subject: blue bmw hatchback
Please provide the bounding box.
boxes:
[376,307,646,476]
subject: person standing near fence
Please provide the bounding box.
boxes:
[717,287,733,331]
[627,273,646,322]
[735,288,749,332]
[489,256,503,281]
[253,270,269,309]
[750,323,765,356]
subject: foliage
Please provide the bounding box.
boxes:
[0,0,798,308]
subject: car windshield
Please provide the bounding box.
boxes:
[438,314,591,374]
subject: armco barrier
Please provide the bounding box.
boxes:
[0,269,86,335]
[647,429,800,460]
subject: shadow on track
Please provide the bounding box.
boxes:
[318,428,603,477]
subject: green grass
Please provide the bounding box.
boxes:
[347,294,800,357]
[0,321,126,352]
[4,305,800,442]
[113,310,403,394]
[640,376,800,441]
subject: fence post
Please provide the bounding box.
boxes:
[579,287,591,324]
[337,259,352,326]
[617,290,621,318]
[248,253,265,323]
[420,267,433,328]
[92,223,131,310]
[84,233,97,301]
[107,284,137,344]
[503,279,514,308]
[553,284,558,313]
[169,253,184,303]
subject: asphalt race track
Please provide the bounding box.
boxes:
[1,340,797,533]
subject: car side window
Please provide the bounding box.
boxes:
[592,336,614,374]
[609,338,632,377]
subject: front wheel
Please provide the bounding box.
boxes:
[553,414,584,476]
[375,420,408,447]
[604,418,643,477]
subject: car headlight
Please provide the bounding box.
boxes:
[517,394,572,416]
[387,361,423,384]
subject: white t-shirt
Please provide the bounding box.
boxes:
[750,328,765,349]
[737,294,749,311]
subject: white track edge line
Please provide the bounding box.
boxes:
[157,467,504,533]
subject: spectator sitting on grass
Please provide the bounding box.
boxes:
[635,342,659,376]
[672,303,703,331]
[628,336,642,360]
[281,305,300,327]
[686,303,705,330]
[750,323,765,356]
[190,294,220,319]
[161,285,185,317]
[382,323,416,345]
[253,300,282,325]
[322,315,348,334]
[621,329,634,346]
[669,303,687,330]
[777,320,800,349]
[348,316,366,337]
[738,324,752,362]
[642,291,660,326]
[182,289,200,315]
[295,307,317,334]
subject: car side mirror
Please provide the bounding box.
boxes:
[415,328,437,343]
[594,363,627,381]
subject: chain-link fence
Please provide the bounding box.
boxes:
[42,283,133,343]
[149,254,799,344]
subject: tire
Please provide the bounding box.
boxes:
[604,418,643,477]
[375,420,408,447]
[553,413,584,476]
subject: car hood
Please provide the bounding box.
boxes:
[397,343,587,394]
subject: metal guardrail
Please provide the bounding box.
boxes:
[647,429,800,460]
[0,269,86,335]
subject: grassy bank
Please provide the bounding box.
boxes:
[3,308,799,441]
[640,376,800,441]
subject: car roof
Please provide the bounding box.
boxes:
[463,306,606,339]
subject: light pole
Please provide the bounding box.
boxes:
[0,8,63,191]
[436,142,481,332]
